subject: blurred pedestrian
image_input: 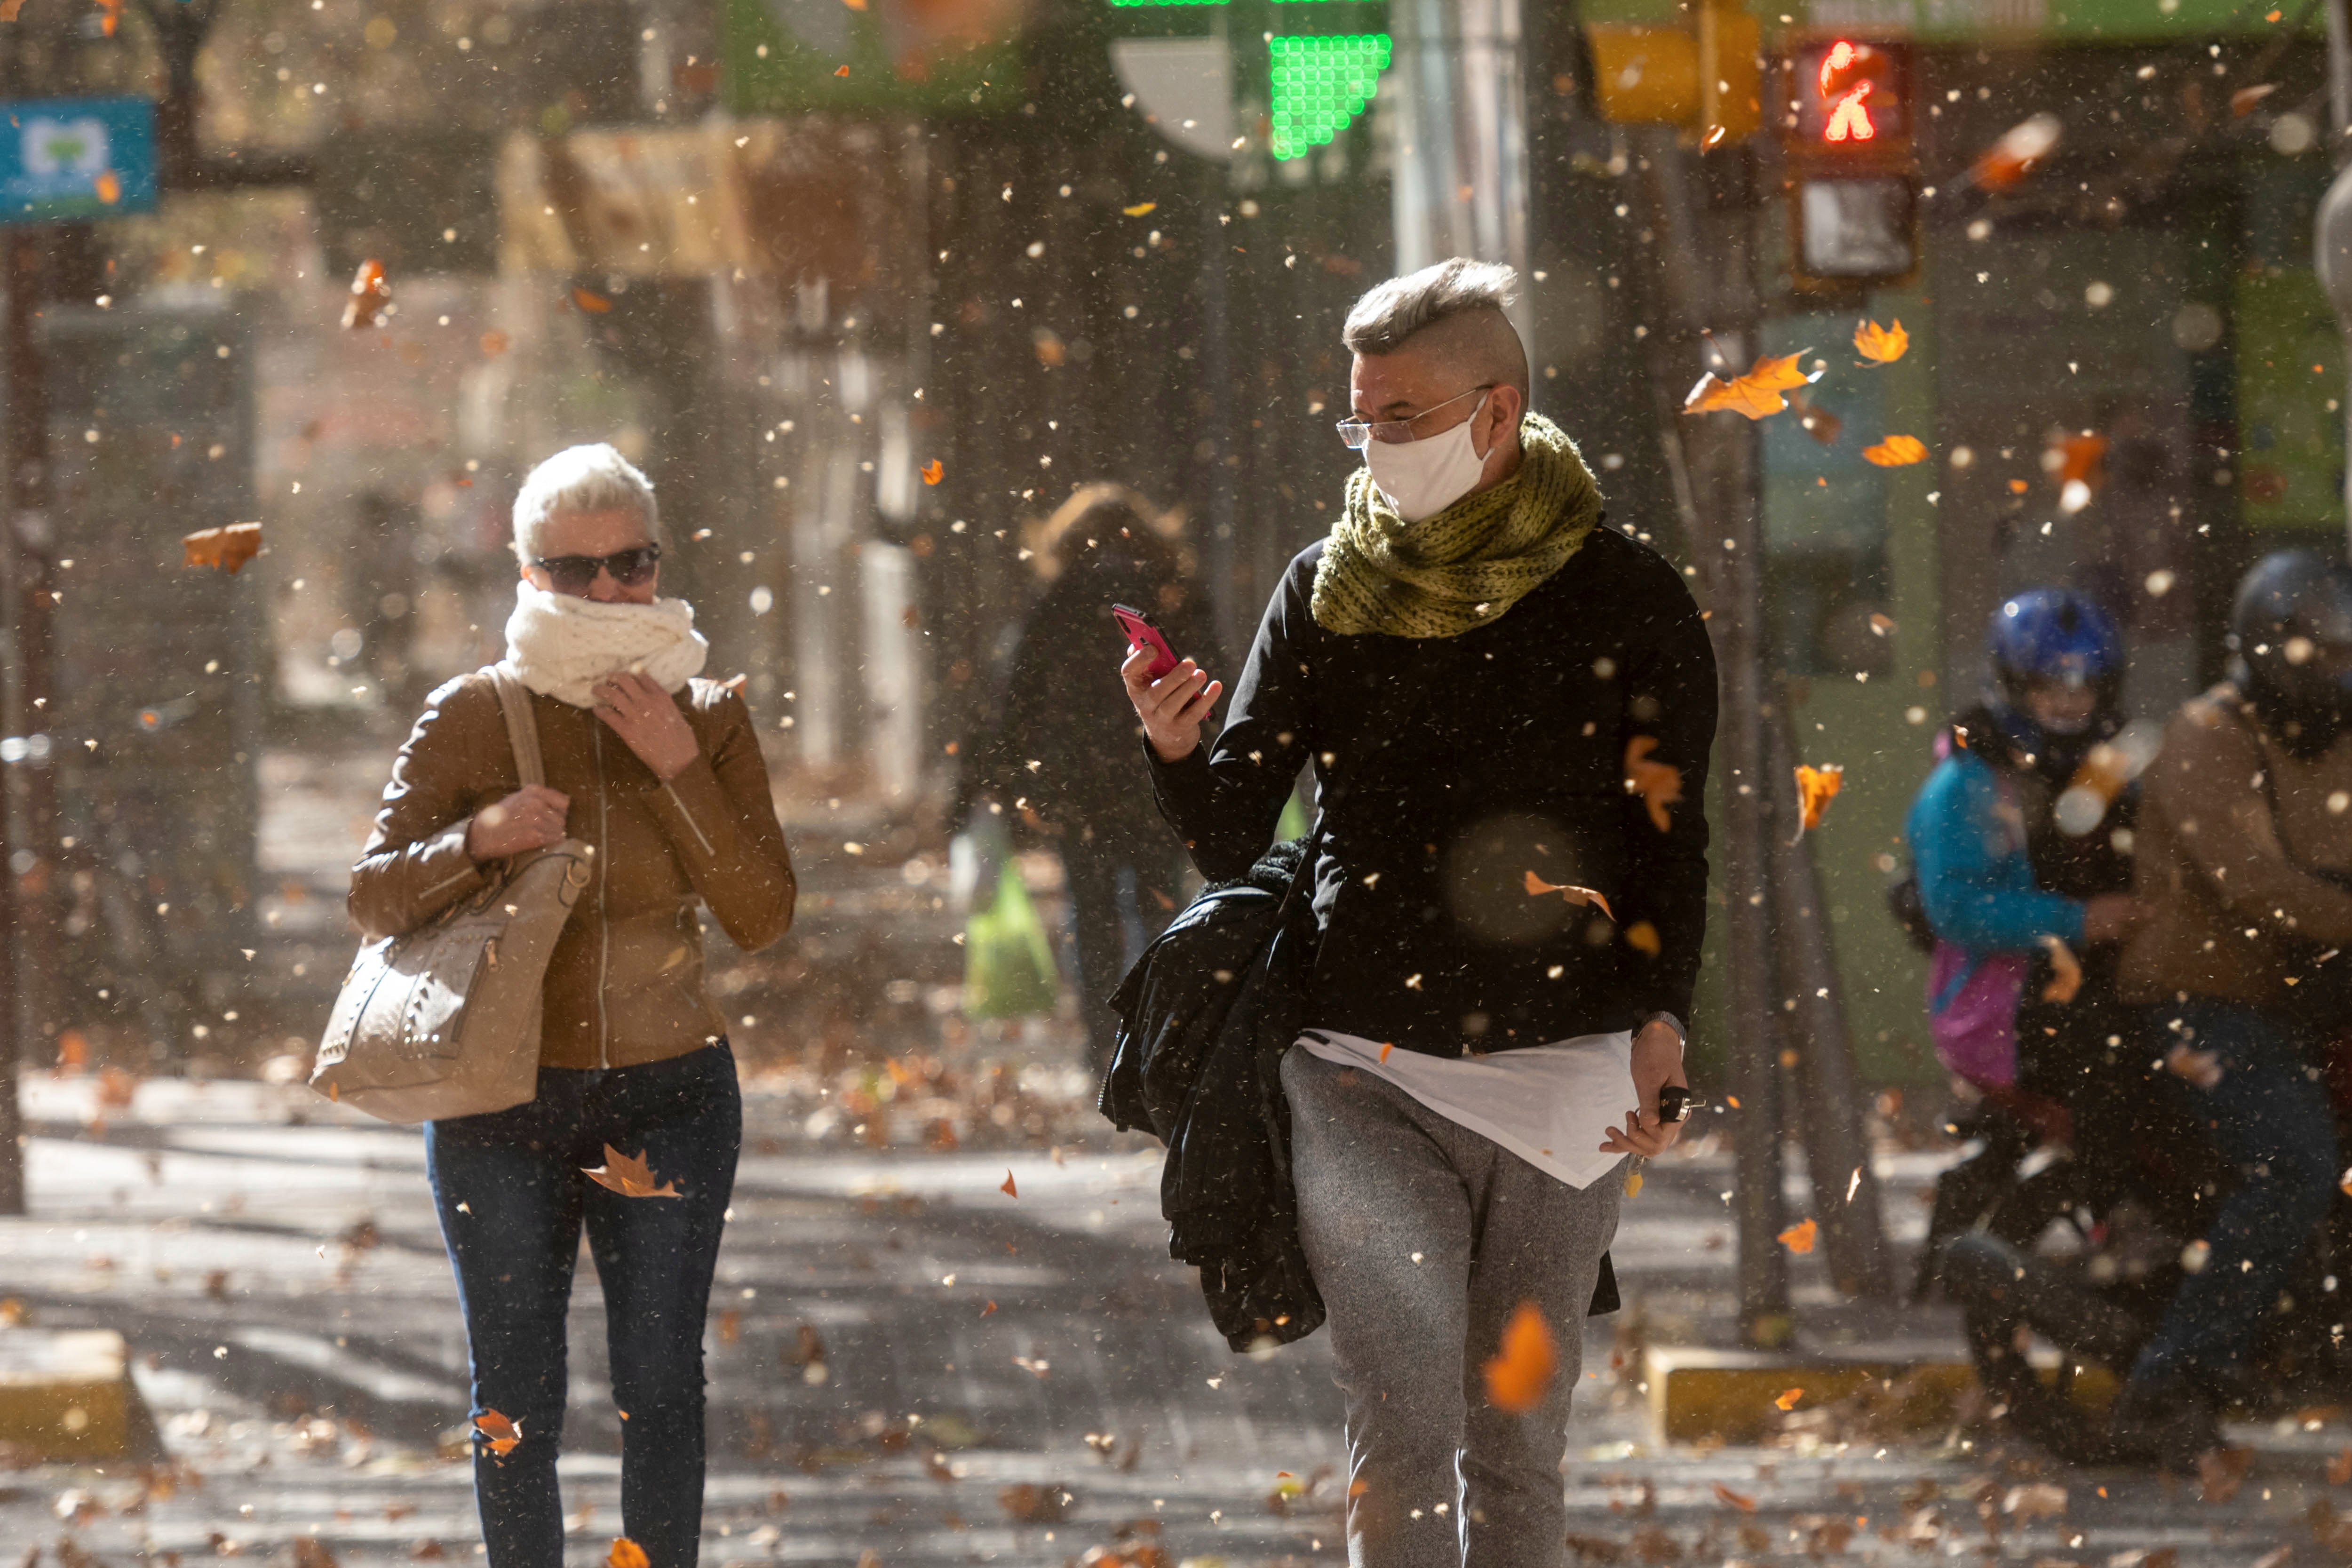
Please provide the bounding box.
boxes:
[348,442,795,1567]
[1124,259,1715,1568]
[955,483,1228,1073]
[2111,549,2351,1463]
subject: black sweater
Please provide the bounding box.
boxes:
[1148,527,1718,1057]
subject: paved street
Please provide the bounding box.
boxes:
[5,1064,2351,1566]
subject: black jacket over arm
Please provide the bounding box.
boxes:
[1149,526,1718,1058]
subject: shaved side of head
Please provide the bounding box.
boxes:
[1343,257,1531,399]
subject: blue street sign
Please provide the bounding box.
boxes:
[0,96,159,224]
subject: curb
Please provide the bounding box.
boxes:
[1644,1344,1978,1446]
[0,1329,143,1461]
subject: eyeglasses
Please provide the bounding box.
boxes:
[533,543,662,595]
[1335,384,1495,450]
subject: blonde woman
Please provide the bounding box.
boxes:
[349,443,794,1566]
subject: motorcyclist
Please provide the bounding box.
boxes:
[1903,590,2151,1210]
[2111,549,2352,1462]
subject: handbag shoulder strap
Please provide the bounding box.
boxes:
[487,663,548,789]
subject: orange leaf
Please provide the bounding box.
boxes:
[0,1,24,20]
[1971,112,2061,191]
[1625,735,1685,833]
[1481,1301,1557,1414]
[571,287,612,314]
[2057,433,2107,489]
[183,522,262,575]
[2232,83,2278,116]
[1852,317,1908,365]
[341,259,392,330]
[1001,1170,1018,1197]
[1713,1481,1759,1511]
[608,1540,650,1568]
[834,64,851,76]
[1122,202,1158,217]
[1791,390,1841,446]
[1523,870,1614,922]
[93,169,120,205]
[1379,1042,1393,1062]
[1682,350,1820,422]
[1778,1218,1819,1254]
[1862,434,1927,467]
[479,330,510,358]
[95,0,118,35]
[582,1145,680,1199]
[1625,921,1661,956]
[1775,1387,1804,1411]
[2328,1446,2352,1485]
[1794,764,1844,835]
[474,1409,523,1456]
[2040,935,2082,1004]
[921,459,944,486]
[2008,478,2030,493]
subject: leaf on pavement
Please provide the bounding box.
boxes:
[1862,434,1928,467]
[1853,317,1909,365]
[1481,1300,1557,1414]
[2197,1445,2252,1503]
[1778,1218,1819,1254]
[2001,1482,2066,1521]
[999,1481,1073,1523]
[473,1409,522,1456]
[183,522,262,575]
[582,1145,680,1199]
[1524,870,1613,922]
[1625,735,1685,833]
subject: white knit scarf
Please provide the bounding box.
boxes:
[502,581,710,708]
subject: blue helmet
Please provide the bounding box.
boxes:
[1987,589,2123,698]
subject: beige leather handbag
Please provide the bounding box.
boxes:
[311,665,592,1123]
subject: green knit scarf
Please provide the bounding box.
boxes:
[1310,411,1604,639]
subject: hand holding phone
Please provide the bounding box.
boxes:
[1112,604,1180,681]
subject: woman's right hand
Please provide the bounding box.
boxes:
[1122,648,1223,764]
[466,784,571,861]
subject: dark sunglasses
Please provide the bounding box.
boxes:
[533,543,662,595]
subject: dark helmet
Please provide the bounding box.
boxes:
[2229,549,2352,756]
[1987,589,2123,702]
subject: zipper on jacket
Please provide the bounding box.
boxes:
[594,719,612,1069]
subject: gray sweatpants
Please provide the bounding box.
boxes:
[1282,1044,1623,1568]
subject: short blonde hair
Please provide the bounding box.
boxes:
[511,443,659,563]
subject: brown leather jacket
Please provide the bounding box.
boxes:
[2119,684,2352,1010]
[349,669,796,1070]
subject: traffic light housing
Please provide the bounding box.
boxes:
[1584,0,1762,145]
[1782,35,1919,292]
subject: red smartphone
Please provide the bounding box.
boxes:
[1113,603,1180,681]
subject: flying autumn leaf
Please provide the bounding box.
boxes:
[183,522,262,575]
[0,1,25,21]
[1775,1388,1804,1411]
[572,287,613,314]
[1791,390,1842,446]
[2040,935,2082,1004]
[474,1409,522,1456]
[1683,350,1821,421]
[1524,870,1614,922]
[1625,734,1684,833]
[1713,1482,1759,1512]
[2329,1446,2352,1485]
[834,64,851,76]
[93,169,120,205]
[1971,112,2062,191]
[1001,1170,1018,1198]
[342,259,392,330]
[480,330,510,358]
[94,0,118,35]
[1778,1218,1819,1254]
[583,1145,680,1199]
[1794,764,1844,836]
[1122,202,1158,217]
[1853,317,1908,365]
[608,1540,651,1568]
[921,459,944,485]
[1625,921,1661,956]
[1481,1301,1557,1414]
[2232,83,2279,116]
[1862,434,1928,467]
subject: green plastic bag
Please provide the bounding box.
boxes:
[963,863,1063,1019]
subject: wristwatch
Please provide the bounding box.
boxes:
[1641,1011,1687,1050]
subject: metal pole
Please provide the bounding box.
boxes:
[1766,704,1896,1299]
[1638,130,1790,1343]
[0,227,37,1217]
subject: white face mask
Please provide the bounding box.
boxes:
[1362,392,1491,523]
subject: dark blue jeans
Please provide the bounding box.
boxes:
[2131,1002,2337,1393]
[426,1042,740,1568]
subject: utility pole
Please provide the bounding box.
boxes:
[2320,0,2352,554]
